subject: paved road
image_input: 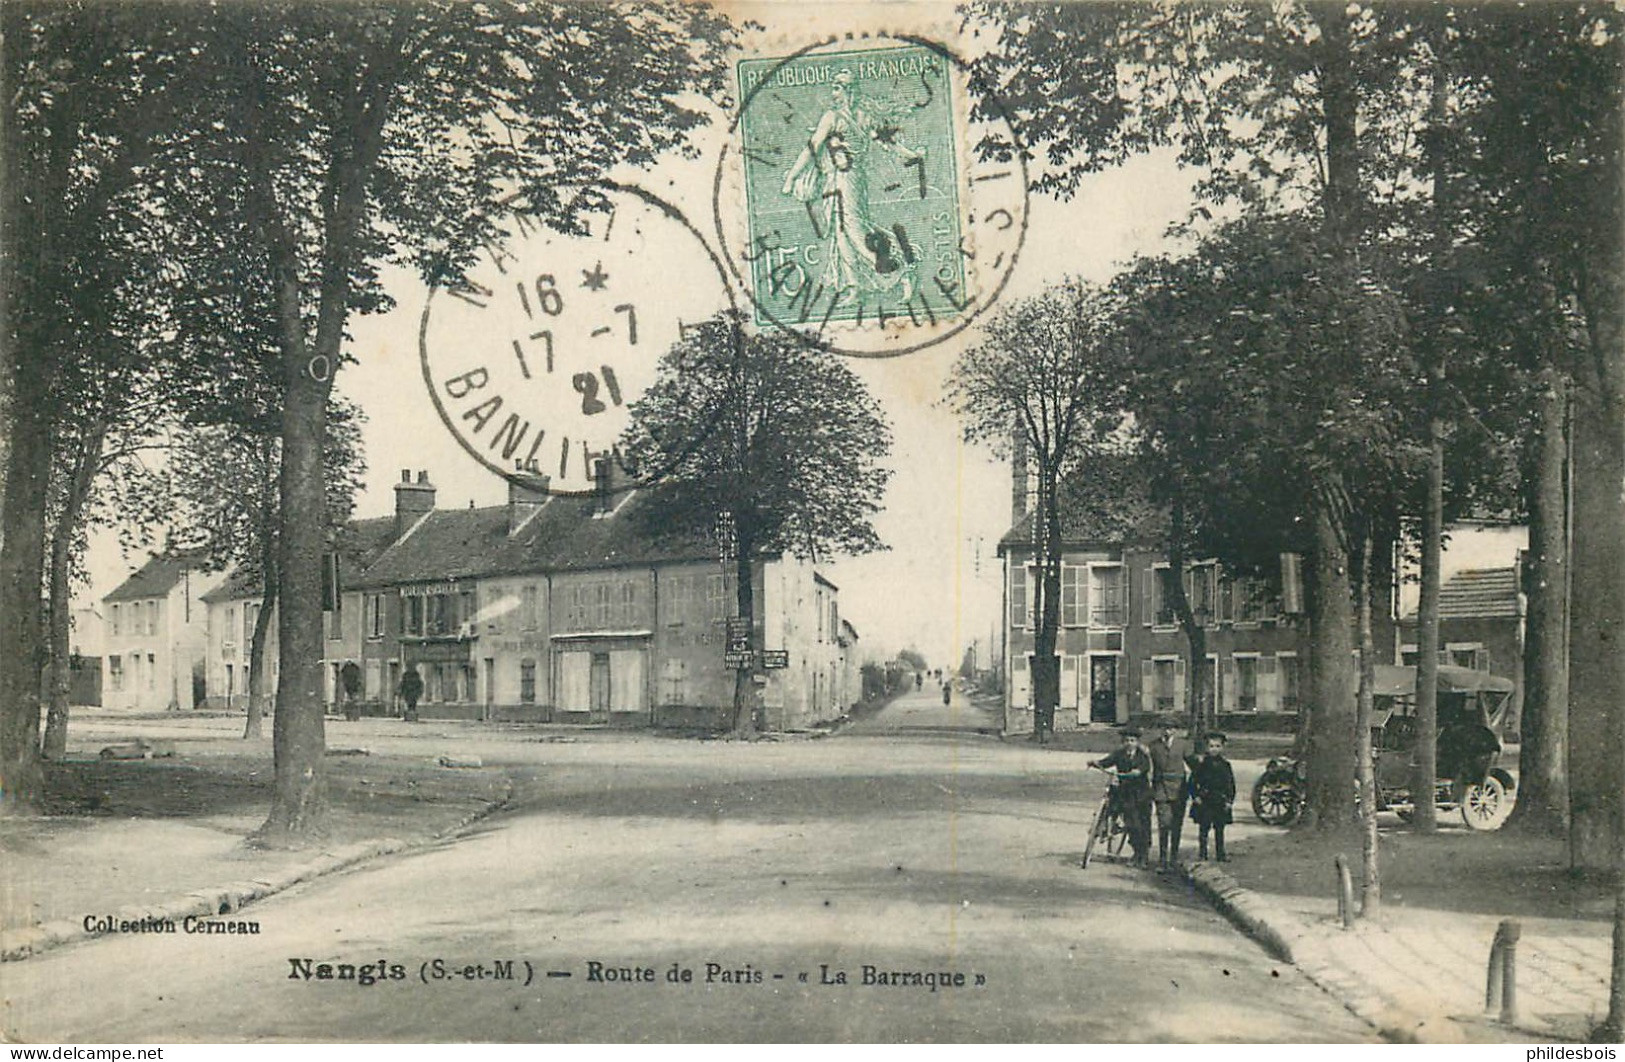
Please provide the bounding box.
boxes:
[844,681,1002,736]
[2,728,1376,1043]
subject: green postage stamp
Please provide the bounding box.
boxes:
[734,44,968,338]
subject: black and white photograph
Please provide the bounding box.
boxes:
[1,0,1622,1046]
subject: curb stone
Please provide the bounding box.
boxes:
[1173,859,1454,1044]
[1,775,514,963]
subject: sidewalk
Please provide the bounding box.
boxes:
[1177,810,1615,1043]
[1,712,515,961]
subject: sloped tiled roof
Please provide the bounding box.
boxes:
[1403,567,1520,621]
[998,456,1168,554]
[332,515,399,572]
[350,487,718,589]
[199,566,262,604]
[198,515,398,604]
[104,551,209,603]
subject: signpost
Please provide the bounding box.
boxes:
[760,650,789,669]
[724,617,752,670]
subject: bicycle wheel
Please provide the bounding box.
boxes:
[1106,814,1130,860]
[1081,800,1109,868]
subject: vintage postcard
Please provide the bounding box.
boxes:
[2,0,1619,1049]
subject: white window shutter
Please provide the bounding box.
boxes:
[1224,658,1238,712]
[1140,659,1154,713]
[1061,655,1079,708]
[1174,657,1186,713]
[1142,569,1154,626]
[1260,656,1279,711]
[1010,564,1026,630]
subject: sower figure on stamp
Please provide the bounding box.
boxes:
[398,666,423,724]
[1149,721,1188,871]
[1091,728,1154,868]
[1190,732,1236,861]
[781,70,924,307]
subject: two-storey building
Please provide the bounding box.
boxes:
[205,467,851,731]
[200,567,277,711]
[997,464,1323,735]
[102,552,221,711]
[200,515,397,712]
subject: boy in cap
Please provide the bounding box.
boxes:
[1091,728,1154,867]
[1190,732,1236,861]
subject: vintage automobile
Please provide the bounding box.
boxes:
[1251,664,1517,830]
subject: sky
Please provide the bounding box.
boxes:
[79,3,1534,667]
[82,4,1203,668]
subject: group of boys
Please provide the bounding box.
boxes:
[1090,722,1235,870]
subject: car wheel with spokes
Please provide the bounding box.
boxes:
[1252,773,1302,826]
[1461,775,1512,831]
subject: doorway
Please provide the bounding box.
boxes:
[1090,656,1119,723]
[589,652,611,723]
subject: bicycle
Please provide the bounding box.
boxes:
[1080,765,1130,868]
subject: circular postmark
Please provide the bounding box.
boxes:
[714,33,1030,359]
[419,182,736,496]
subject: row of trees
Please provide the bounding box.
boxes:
[953,3,1621,866]
[1,1,738,843]
[4,2,897,836]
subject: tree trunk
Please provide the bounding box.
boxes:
[1508,368,1569,833]
[42,423,106,760]
[249,46,398,843]
[1357,528,1381,915]
[244,580,277,740]
[42,533,72,761]
[256,361,332,845]
[0,392,51,807]
[0,12,62,806]
[730,539,758,737]
[1166,493,1207,733]
[1298,3,1361,833]
[1302,487,1359,830]
[1412,405,1444,831]
[1567,350,1625,873]
[1031,468,1062,739]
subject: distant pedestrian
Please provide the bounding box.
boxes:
[399,667,423,724]
[1091,728,1153,868]
[942,680,951,707]
[1190,732,1235,861]
[1149,721,1188,870]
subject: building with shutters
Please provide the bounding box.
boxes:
[1398,564,1523,727]
[199,515,398,712]
[994,454,1355,735]
[102,552,223,711]
[202,466,852,730]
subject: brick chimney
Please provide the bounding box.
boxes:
[508,473,550,534]
[592,455,613,516]
[394,469,436,537]
[1011,430,1029,525]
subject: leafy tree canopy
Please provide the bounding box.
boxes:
[620,317,893,563]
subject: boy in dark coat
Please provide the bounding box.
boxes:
[1091,728,1154,867]
[1190,732,1236,861]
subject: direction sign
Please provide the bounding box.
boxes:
[759,650,789,669]
[724,650,754,670]
[725,617,752,655]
